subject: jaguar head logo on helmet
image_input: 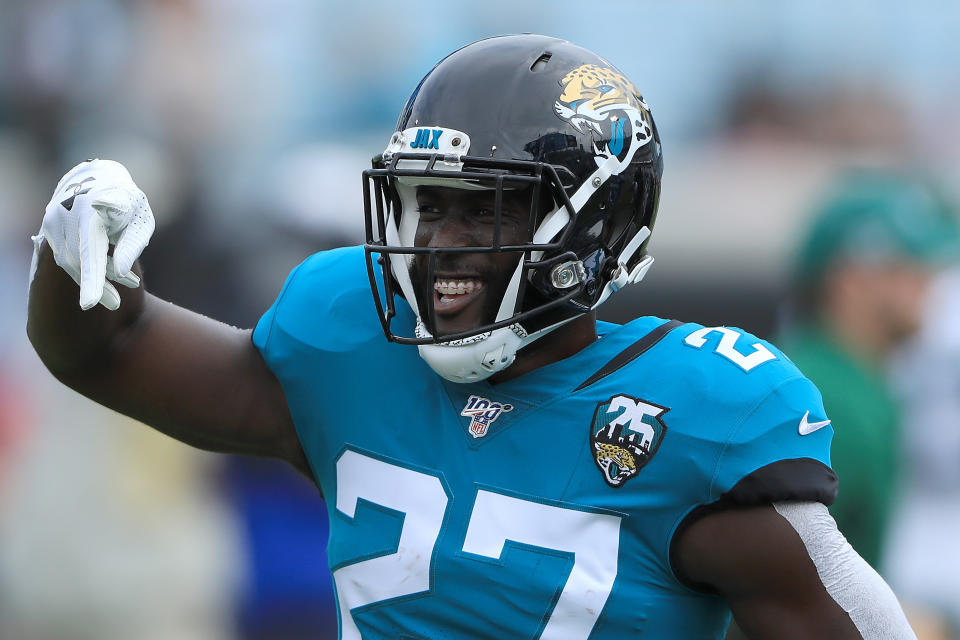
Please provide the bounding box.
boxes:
[363,35,663,383]
[554,63,655,170]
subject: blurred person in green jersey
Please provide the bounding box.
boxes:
[781,169,960,571]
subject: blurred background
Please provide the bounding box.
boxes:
[2,1,960,638]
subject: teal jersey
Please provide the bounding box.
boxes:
[253,246,836,640]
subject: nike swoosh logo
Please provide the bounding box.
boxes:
[798,410,831,435]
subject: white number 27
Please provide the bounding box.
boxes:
[333,450,622,639]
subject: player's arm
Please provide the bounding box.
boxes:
[674,502,915,639]
[27,160,309,475]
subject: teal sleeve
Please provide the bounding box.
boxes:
[251,246,387,366]
[712,375,837,505]
[252,261,305,356]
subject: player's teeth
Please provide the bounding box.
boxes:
[434,280,482,295]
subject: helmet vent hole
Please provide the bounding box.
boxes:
[530,53,552,72]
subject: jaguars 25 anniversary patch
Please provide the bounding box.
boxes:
[591,394,668,488]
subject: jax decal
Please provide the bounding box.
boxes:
[553,63,654,172]
[410,128,443,149]
[461,395,514,438]
[590,394,668,488]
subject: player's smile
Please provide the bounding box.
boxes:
[433,275,485,316]
[420,261,512,335]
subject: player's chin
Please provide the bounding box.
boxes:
[432,290,494,338]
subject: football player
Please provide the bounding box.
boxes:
[27,35,915,639]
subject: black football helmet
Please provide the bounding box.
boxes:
[363,34,663,382]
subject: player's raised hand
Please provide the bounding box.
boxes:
[35,159,155,310]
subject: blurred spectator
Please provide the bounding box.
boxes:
[780,170,959,570]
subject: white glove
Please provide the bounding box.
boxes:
[32,159,155,310]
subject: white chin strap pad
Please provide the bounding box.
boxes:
[418,325,525,383]
[418,314,579,383]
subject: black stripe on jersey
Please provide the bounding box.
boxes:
[668,458,839,592]
[573,319,684,392]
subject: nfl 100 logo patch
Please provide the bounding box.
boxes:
[461,395,514,438]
